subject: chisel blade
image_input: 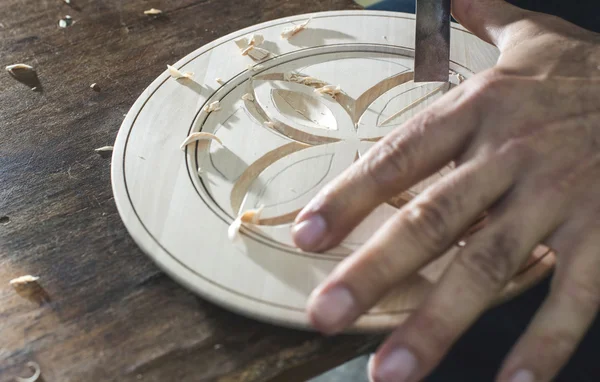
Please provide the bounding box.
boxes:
[414,0,451,82]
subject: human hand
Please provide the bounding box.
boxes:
[291,1,600,381]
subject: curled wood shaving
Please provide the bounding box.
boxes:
[241,93,254,101]
[203,100,221,113]
[16,361,41,382]
[167,64,193,80]
[285,73,327,87]
[215,77,225,85]
[180,132,223,151]
[314,85,341,98]
[235,34,270,61]
[95,146,113,153]
[280,18,311,39]
[228,206,263,242]
[10,275,39,287]
[5,64,34,73]
[144,8,163,15]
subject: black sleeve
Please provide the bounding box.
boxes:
[508,0,600,33]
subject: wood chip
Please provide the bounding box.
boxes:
[280,18,311,39]
[144,8,163,15]
[58,15,73,28]
[95,146,113,153]
[203,100,221,113]
[314,84,341,98]
[180,132,223,151]
[228,206,263,242]
[5,64,34,74]
[246,64,264,71]
[235,34,270,61]
[167,64,193,80]
[15,361,41,382]
[285,73,326,87]
[241,93,254,101]
[10,275,39,287]
[215,77,225,85]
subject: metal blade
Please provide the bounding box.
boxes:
[414,0,451,82]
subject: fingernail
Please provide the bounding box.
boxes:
[510,369,535,382]
[372,348,418,382]
[309,285,355,332]
[292,214,327,250]
[367,354,376,382]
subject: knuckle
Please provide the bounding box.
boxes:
[456,232,520,289]
[534,330,580,360]
[470,70,513,101]
[405,196,454,253]
[559,276,600,311]
[408,310,455,351]
[364,133,415,185]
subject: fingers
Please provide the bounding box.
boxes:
[367,186,566,382]
[306,152,519,334]
[497,222,600,382]
[292,85,477,252]
[451,0,530,48]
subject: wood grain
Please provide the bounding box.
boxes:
[0,1,384,381]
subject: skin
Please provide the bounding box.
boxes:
[291,1,600,381]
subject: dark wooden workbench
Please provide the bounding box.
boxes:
[0,1,384,381]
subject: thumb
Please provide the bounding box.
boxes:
[452,0,530,48]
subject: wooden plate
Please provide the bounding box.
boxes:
[111,11,555,331]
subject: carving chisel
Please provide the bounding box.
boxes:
[414,0,451,82]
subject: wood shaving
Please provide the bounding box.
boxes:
[241,93,254,101]
[203,100,221,113]
[167,64,193,80]
[314,85,341,98]
[144,8,163,15]
[228,206,263,242]
[280,18,311,39]
[10,275,39,287]
[285,73,327,87]
[95,146,113,153]
[246,64,263,71]
[58,15,73,28]
[5,64,34,73]
[215,77,225,85]
[180,132,223,151]
[241,46,270,61]
[15,361,41,382]
[235,34,270,61]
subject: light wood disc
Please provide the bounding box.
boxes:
[111,11,555,331]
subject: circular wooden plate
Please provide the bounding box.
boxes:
[111,11,555,331]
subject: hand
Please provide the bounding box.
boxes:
[291,1,600,381]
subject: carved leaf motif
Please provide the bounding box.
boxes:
[272,89,337,130]
[253,152,334,209]
[232,142,359,225]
